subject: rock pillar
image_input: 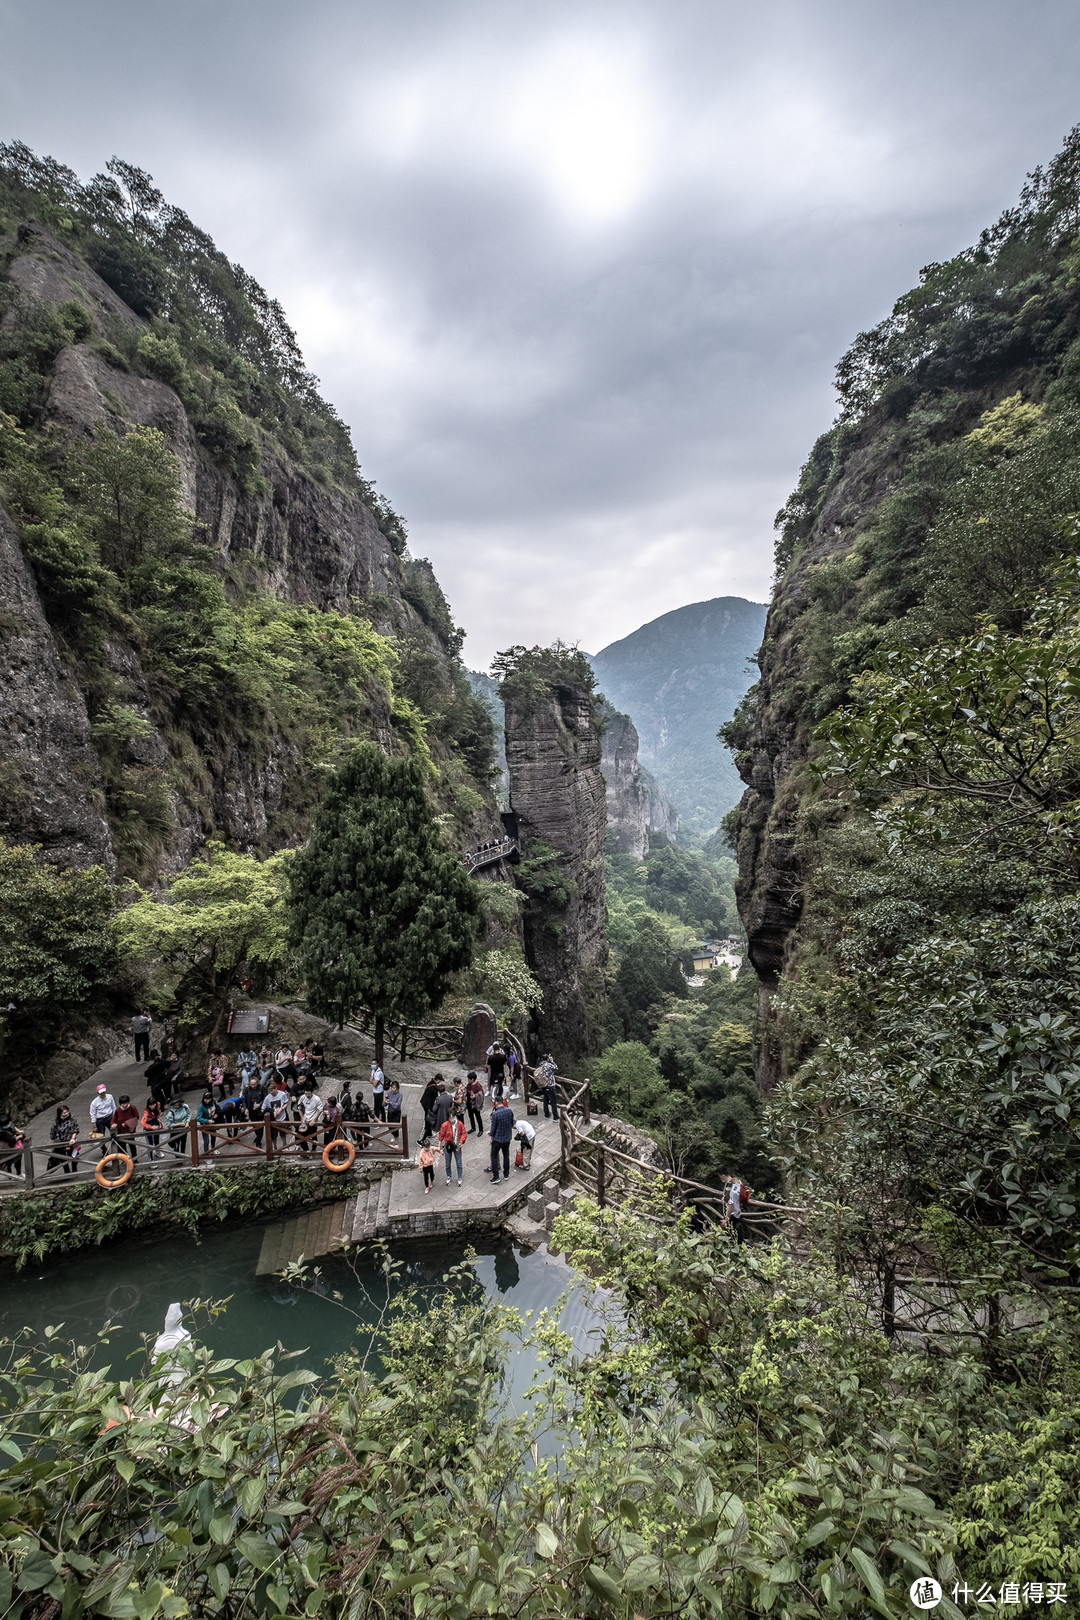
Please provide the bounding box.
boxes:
[503,664,608,1066]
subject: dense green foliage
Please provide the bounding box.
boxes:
[289,744,479,1061]
[116,843,293,1047]
[0,842,117,1027]
[492,641,598,716]
[0,1163,354,1271]
[0,144,369,493]
[4,1203,1074,1619]
[0,144,496,893]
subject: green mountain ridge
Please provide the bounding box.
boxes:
[588,595,767,838]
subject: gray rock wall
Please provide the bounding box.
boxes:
[504,678,608,1066]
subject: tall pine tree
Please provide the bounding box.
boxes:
[289,744,478,1062]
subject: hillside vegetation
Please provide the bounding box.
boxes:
[0,142,497,1102]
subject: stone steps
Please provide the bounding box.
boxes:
[255,1200,352,1276]
[349,1172,392,1242]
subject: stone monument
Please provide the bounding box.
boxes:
[462,1001,496,1067]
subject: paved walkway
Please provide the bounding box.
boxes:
[18,1045,551,1193]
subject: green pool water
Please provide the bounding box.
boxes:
[0,1220,605,1403]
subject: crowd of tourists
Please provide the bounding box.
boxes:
[35,1021,560,1183]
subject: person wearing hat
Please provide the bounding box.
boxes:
[370,1061,385,1121]
[89,1083,117,1156]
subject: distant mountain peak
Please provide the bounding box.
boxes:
[590,595,766,837]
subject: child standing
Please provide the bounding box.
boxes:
[418,1141,436,1193]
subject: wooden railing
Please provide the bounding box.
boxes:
[0,1118,409,1193]
[519,1063,796,1235]
[347,1010,463,1063]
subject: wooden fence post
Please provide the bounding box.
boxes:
[190,1122,200,1167]
[22,1142,34,1189]
[399,1024,408,1062]
[400,1115,409,1157]
[582,1080,591,1125]
[265,1119,274,1160]
[596,1143,606,1208]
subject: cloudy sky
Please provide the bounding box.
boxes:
[4,1,1080,664]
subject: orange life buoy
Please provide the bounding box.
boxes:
[95,1152,134,1189]
[322,1138,356,1172]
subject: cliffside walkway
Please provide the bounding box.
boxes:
[463,835,519,873]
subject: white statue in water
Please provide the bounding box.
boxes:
[152,1302,192,1389]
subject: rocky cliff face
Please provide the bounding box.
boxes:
[0,499,113,869]
[731,135,1080,1092]
[600,703,679,858]
[504,673,608,1067]
[0,223,491,879]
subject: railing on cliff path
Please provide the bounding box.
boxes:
[462,836,519,874]
[526,1065,801,1236]
[346,1011,526,1069]
[0,1116,411,1194]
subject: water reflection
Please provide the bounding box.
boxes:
[0,1219,604,1393]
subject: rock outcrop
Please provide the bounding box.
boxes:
[0,502,113,870]
[504,671,608,1067]
[0,225,481,877]
[600,702,680,857]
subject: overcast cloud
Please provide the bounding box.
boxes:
[3,0,1080,663]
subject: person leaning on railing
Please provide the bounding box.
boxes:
[48,1106,79,1173]
[112,1094,141,1160]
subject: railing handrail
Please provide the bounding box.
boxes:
[0,1112,410,1196]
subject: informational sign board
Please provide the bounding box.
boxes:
[226,1008,271,1035]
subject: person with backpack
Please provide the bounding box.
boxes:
[725,1174,749,1243]
[439,1110,467,1186]
[485,1043,508,1098]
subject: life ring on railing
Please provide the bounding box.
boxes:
[95,1153,134,1189]
[322,1138,355,1172]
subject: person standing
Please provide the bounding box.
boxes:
[164,1095,191,1157]
[261,1080,289,1147]
[418,1077,440,1142]
[433,1081,454,1132]
[48,1106,79,1173]
[465,1072,484,1136]
[418,1139,436,1193]
[370,1061,385,1121]
[195,1093,218,1156]
[439,1110,467,1187]
[321,1094,342,1146]
[141,1099,163,1160]
[485,1043,507,1098]
[89,1083,117,1155]
[725,1175,746,1245]
[488,1096,515,1185]
[131,1011,152,1063]
[296,1083,323,1153]
[505,1045,520,1098]
[111,1094,141,1159]
[385,1079,403,1139]
[539,1055,560,1120]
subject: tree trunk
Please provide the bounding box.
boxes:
[374,1011,385,1069]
